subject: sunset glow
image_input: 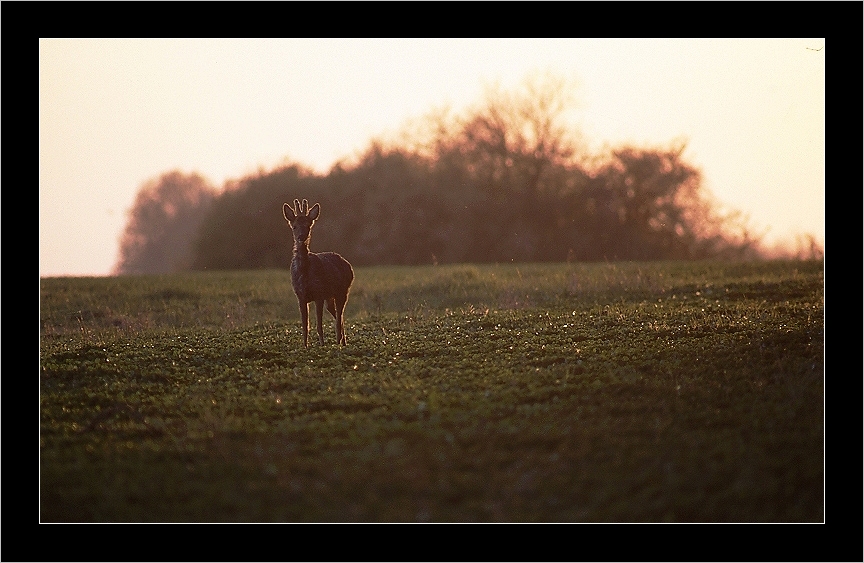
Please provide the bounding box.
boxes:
[39,38,824,276]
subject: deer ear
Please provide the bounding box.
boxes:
[283,202,296,222]
[308,203,320,221]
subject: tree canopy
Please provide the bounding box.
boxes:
[115,76,766,274]
[114,171,216,274]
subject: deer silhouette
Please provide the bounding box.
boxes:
[283,199,354,347]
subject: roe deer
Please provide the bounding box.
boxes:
[283,199,354,347]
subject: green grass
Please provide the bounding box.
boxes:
[40,260,824,522]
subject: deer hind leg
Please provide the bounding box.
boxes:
[299,301,310,348]
[335,295,348,346]
[325,298,343,345]
[314,300,325,345]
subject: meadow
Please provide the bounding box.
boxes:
[39,260,824,522]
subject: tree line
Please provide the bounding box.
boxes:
[115,76,769,275]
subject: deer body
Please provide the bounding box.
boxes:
[284,199,354,347]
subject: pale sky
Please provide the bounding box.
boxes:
[39,38,825,277]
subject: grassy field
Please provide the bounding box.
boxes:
[39,260,824,522]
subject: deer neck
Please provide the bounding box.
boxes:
[294,238,312,259]
[291,240,312,300]
[292,239,313,276]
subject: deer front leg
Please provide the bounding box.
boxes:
[315,300,325,345]
[299,301,310,348]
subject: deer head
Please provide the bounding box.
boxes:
[283,199,320,245]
